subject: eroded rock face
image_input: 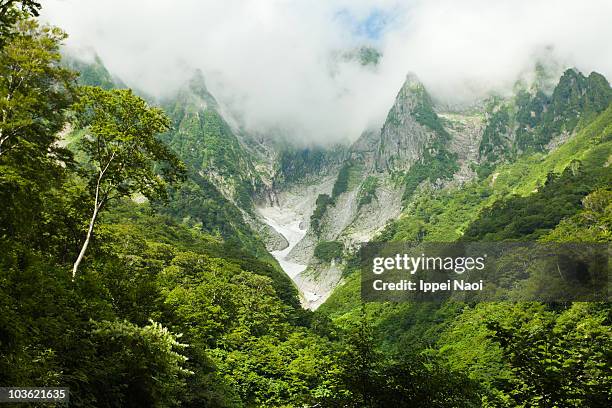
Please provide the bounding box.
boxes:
[256,74,484,309]
[350,129,379,169]
[246,212,289,252]
[339,177,404,245]
[374,74,440,173]
[263,176,335,266]
[257,164,405,309]
[443,112,485,185]
[293,261,343,310]
[256,68,610,309]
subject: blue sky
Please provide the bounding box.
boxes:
[335,7,398,41]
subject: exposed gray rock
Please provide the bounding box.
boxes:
[350,129,380,168]
[245,212,289,252]
[374,74,438,173]
[339,176,404,245]
[293,261,343,310]
[441,112,485,185]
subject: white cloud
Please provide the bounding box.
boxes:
[42,0,612,144]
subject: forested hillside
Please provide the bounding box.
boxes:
[0,5,482,407]
[0,1,610,407]
[320,72,612,407]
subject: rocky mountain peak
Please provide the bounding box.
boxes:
[172,69,218,111]
[374,73,449,173]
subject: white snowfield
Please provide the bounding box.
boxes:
[257,206,321,307]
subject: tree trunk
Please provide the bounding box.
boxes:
[72,171,104,279]
[72,202,99,280]
[72,152,115,279]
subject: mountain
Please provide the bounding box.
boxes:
[319,66,612,376]
[160,71,264,209]
[67,55,610,313]
[220,66,609,309]
[4,16,611,406]
[63,52,125,89]
[374,73,454,173]
[477,68,612,176]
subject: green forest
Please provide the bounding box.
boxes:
[1,2,611,407]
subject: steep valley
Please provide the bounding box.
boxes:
[67,56,612,315]
[207,66,612,312]
[4,5,612,406]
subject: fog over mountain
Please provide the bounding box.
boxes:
[43,0,612,144]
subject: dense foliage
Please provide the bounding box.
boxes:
[1,5,610,407]
[477,68,612,176]
[322,73,612,407]
[314,241,344,262]
[161,73,262,211]
[70,86,185,277]
[275,146,346,185]
[0,0,41,45]
[63,54,121,89]
[0,10,482,407]
[357,176,378,208]
[310,193,333,235]
[331,163,351,198]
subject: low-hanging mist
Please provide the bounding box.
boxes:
[42,0,612,144]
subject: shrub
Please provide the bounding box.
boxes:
[314,241,344,262]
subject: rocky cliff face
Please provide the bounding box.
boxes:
[373,74,448,173]
[443,112,485,184]
[261,67,611,308]
[76,55,610,310]
[70,54,610,311]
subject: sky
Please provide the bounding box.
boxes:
[42,0,612,144]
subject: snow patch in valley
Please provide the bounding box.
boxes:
[258,207,307,279]
[257,206,322,307]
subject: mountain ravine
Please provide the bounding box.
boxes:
[6,5,612,406]
[67,54,611,311]
[250,68,610,309]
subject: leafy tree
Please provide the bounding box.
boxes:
[0,16,78,252]
[543,189,612,242]
[275,146,334,184]
[310,193,333,235]
[332,163,351,198]
[0,0,41,45]
[0,0,40,18]
[337,306,381,407]
[71,86,184,277]
[462,159,610,241]
[357,176,378,208]
[378,353,481,408]
[486,303,611,407]
[0,17,74,160]
[316,305,481,407]
[90,319,191,407]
